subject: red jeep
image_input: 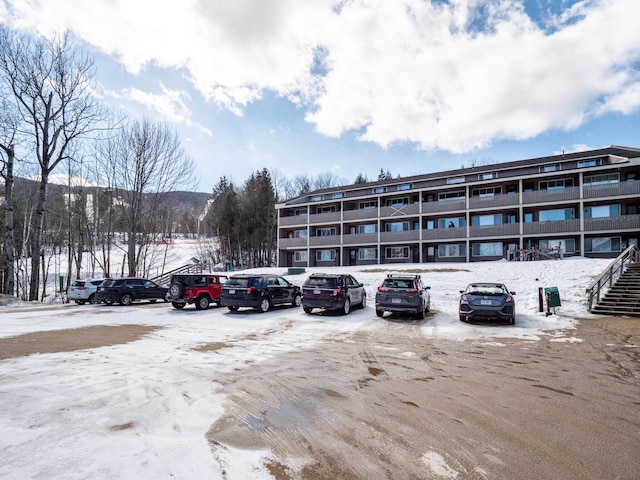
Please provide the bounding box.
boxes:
[168,274,228,310]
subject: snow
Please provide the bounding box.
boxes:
[0,242,614,479]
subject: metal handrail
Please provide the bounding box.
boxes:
[586,245,640,311]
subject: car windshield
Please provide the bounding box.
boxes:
[467,284,505,295]
[382,279,414,289]
[306,277,337,288]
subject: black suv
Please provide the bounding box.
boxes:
[95,278,168,306]
[375,274,431,319]
[167,273,228,310]
[221,274,301,313]
[301,273,366,315]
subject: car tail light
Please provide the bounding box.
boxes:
[77,286,86,290]
[377,286,389,292]
[505,294,513,303]
[460,294,469,304]
[405,287,419,293]
[247,287,256,294]
[332,288,341,296]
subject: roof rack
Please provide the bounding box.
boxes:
[385,273,421,279]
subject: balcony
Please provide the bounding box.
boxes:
[469,223,520,238]
[422,227,466,240]
[380,230,420,242]
[522,186,580,204]
[584,214,640,232]
[583,181,640,199]
[523,218,580,234]
[279,237,308,248]
[279,215,307,226]
[422,199,466,213]
[468,194,518,210]
[379,203,420,218]
[309,211,341,224]
[309,235,341,247]
[343,208,378,221]
[342,233,378,245]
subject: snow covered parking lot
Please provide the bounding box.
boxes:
[1,258,639,479]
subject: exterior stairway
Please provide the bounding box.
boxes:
[591,263,640,317]
[151,263,212,286]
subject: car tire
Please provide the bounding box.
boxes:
[292,293,302,308]
[459,314,466,322]
[172,302,185,309]
[360,293,367,309]
[196,295,210,310]
[257,297,271,313]
[341,297,350,315]
[89,294,98,305]
[120,294,133,306]
[303,306,312,314]
[415,306,425,320]
[376,309,384,318]
[509,316,515,325]
[169,282,184,299]
[228,306,239,312]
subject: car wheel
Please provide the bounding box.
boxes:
[257,297,271,313]
[303,306,312,314]
[509,316,515,325]
[89,294,98,305]
[360,293,367,309]
[172,302,185,309]
[425,300,430,313]
[376,309,384,318]
[292,293,302,307]
[415,307,425,320]
[119,294,133,306]
[169,282,184,298]
[228,306,239,312]
[459,314,466,322]
[196,295,210,310]
[341,298,350,315]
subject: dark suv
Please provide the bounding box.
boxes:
[221,274,301,313]
[95,278,168,306]
[167,273,228,310]
[375,274,431,319]
[301,273,366,315]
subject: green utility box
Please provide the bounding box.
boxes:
[287,267,306,275]
[224,262,232,271]
[545,287,561,308]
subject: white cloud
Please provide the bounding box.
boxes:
[3,0,640,155]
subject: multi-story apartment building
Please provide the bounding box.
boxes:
[276,146,640,267]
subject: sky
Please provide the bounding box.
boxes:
[1,0,640,193]
[0,239,623,478]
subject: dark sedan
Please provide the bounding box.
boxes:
[221,274,301,313]
[459,282,516,324]
[95,278,168,306]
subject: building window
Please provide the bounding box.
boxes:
[585,237,622,253]
[386,197,409,207]
[332,192,345,199]
[317,227,336,236]
[539,208,575,222]
[316,249,336,261]
[311,195,325,202]
[372,187,387,194]
[539,239,576,254]
[584,205,620,219]
[472,242,503,257]
[294,208,307,217]
[438,217,466,228]
[578,158,603,168]
[539,178,574,190]
[584,173,619,186]
[318,205,336,214]
[439,191,465,202]
[472,186,502,197]
[478,172,498,180]
[294,229,307,238]
[358,248,378,260]
[437,244,465,257]
[358,224,377,234]
[294,251,308,262]
[471,214,502,226]
[386,246,409,259]
[539,164,561,173]
[397,183,413,191]
[386,222,409,232]
[447,176,465,184]
[360,200,378,209]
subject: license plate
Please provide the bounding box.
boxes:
[314,289,321,295]
[480,299,492,305]
[229,289,235,294]
[392,298,401,304]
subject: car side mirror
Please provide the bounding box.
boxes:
[459,290,464,294]
[359,283,363,287]
[425,286,430,290]
[510,291,516,295]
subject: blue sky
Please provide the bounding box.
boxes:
[2,0,640,193]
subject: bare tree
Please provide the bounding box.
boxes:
[94,119,195,277]
[0,28,106,300]
[0,96,19,294]
[314,171,345,190]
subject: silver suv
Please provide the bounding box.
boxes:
[375,274,430,319]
